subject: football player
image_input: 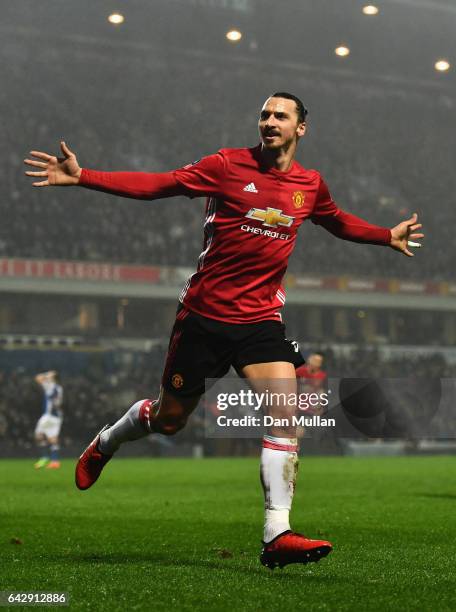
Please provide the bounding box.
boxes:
[25,92,423,567]
[34,370,64,469]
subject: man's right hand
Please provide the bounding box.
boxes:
[24,141,82,186]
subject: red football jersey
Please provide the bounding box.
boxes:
[80,145,391,324]
[172,146,388,323]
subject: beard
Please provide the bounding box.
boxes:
[261,134,284,148]
[260,133,295,151]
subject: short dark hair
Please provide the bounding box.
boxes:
[270,92,308,123]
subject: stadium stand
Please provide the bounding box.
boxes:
[2,44,453,281]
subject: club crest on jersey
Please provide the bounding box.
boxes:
[292,191,305,208]
[245,207,294,228]
[171,373,184,389]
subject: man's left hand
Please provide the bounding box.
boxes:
[390,213,424,257]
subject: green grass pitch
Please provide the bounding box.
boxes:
[1,456,455,611]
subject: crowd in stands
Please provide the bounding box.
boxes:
[2,41,454,281]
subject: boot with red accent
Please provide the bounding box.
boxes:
[260,530,332,569]
[75,425,112,490]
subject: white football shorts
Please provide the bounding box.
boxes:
[34,414,62,439]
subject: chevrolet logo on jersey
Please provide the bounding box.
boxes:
[245,207,294,228]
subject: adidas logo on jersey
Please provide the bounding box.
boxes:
[243,182,258,193]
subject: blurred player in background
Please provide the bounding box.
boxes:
[25,92,423,568]
[296,353,327,396]
[34,370,64,469]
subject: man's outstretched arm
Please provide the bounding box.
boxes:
[24,141,183,199]
[25,141,226,200]
[312,178,424,257]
